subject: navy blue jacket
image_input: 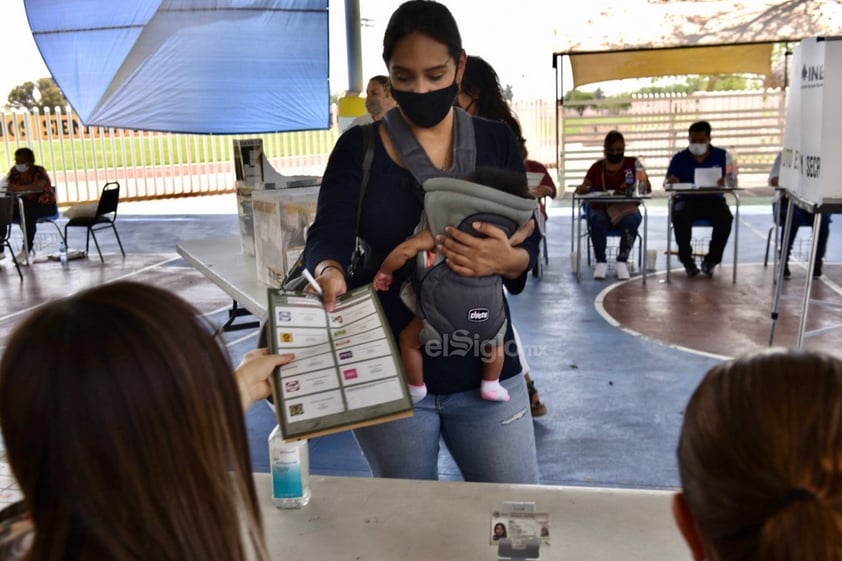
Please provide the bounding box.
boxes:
[306,117,538,394]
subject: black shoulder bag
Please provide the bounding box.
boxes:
[281,123,377,291]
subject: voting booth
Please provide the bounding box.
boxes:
[778,37,842,207]
[771,37,842,346]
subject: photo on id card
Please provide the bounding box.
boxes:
[490,511,550,546]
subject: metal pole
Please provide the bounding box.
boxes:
[345,0,363,94]
[796,210,823,348]
[769,194,794,345]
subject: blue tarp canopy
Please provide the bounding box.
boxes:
[24,0,330,134]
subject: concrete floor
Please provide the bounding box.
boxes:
[2,193,839,490]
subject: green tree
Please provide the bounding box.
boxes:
[635,74,762,96]
[563,90,596,116]
[7,77,68,112]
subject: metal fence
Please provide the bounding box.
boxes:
[556,89,787,190]
[0,107,341,205]
[0,91,785,206]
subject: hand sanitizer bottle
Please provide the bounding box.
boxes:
[59,240,68,266]
[269,425,311,508]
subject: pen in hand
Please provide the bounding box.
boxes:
[301,268,324,297]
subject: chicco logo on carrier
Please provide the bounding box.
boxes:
[468,308,489,322]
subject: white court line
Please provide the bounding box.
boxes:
[0,255,182,325]
[594,271,739,362]
[224,330,260,348]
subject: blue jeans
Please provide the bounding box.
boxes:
[588,208,642,263]
[353,373,539,483]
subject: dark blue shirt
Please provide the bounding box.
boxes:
[667,145,729,203]
[306,118,537,394]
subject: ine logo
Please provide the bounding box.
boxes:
[802,64,824,84]
[468,308,490,322]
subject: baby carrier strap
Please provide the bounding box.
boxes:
[382,107,476,183]
[421,177,538,240]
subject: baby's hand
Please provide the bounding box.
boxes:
[374,271,392,291]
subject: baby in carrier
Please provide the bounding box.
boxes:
[374,167,537,403]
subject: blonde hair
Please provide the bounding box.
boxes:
[678,348,842,561]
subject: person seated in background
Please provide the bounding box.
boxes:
[456,53,556,417]
[1,147,57,263]
[0,281,294,561]
[575,130,650,280]
[769,151,831,279]
[665,120,735,278]
[348,75,397,128]
[674,347,842,561]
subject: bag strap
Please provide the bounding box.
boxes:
[356,123,375,235]
[382,107,476,184]
[282,123,374,290]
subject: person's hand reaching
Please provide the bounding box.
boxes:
[234,348,295,410]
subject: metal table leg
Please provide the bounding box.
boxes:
[666,194,673,283]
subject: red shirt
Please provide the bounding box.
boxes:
[524,159,557,220]
[7,165,56,206]
[583,157,639,210]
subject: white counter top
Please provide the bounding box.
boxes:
[256,474,687,560]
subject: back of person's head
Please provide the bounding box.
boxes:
[468,166,533,199]
[688,120,712,136]
[0,281,268,561]
[462,55,526,158]
[382,0,462,65]
[676,348,842,561]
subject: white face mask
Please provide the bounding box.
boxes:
[688,143,708,156]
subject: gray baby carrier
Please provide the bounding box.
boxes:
[415,177,537,345]
[382,108,537,345]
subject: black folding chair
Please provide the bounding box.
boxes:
[64,182,125,262]
[0,197,23,280]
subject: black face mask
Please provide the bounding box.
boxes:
[605,152,624,164]
[391,82,459,128]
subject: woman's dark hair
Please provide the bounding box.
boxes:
[603,130,625,149]
[462,55,526,159]
[382,0,462,65]
[494,523,507,537]
[14,147,35,164]
[0,281,269,561]
[678,348,842,561]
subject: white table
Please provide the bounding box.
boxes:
[256,474,687,561]
[176,237,268,328]
[0,190,39,266]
